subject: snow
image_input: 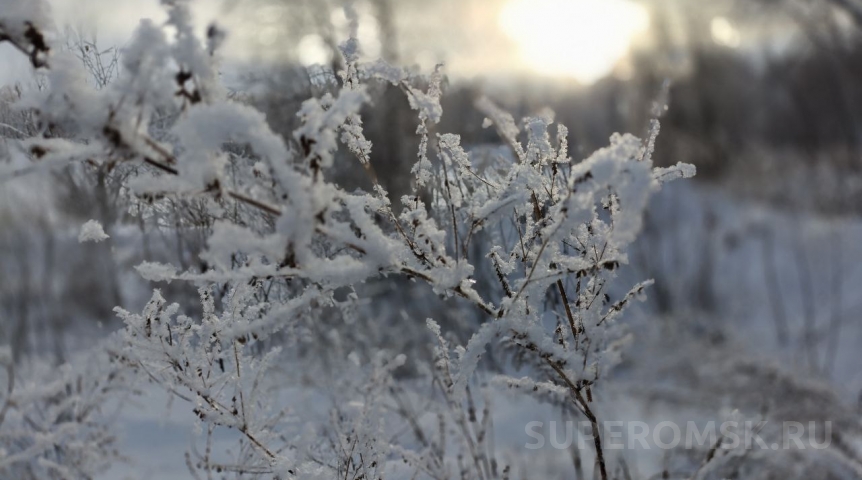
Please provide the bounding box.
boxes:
[0,0,51,53]
[133,261,177,283]
[78,219,109,243]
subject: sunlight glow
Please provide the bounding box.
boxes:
[500,0,650,84]
[711,17,741,48]
[297,34,330,65]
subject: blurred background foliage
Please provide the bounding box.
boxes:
[210,0,862,212]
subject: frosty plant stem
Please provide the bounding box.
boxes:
[0,0,694,477]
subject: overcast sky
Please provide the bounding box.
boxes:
[2,0,674,88]
[1,0,794,91]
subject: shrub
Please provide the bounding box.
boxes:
[0,1,693,478]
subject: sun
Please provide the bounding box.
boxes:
[499,0,650,84]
